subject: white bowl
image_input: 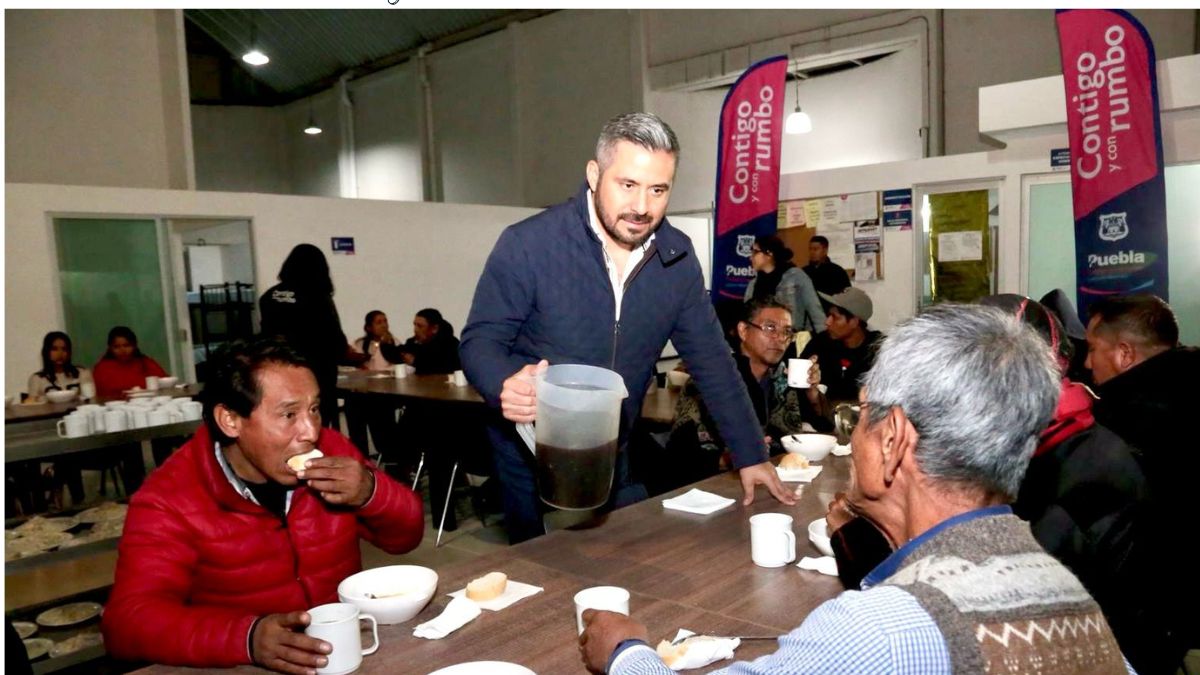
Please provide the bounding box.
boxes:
[781,434,837,462]
[157,376,179,388]
[337,565,438,625]
[45,390,78,404]
[808,517,834,557]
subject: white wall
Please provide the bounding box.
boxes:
[283,91,343,198]
[944,9,1196,154]
[5,184,539,393]
[513,10,642,207]
[350,64,424,202]
[191,106,290,194]
[430,30,521,206]
[5,9,193,190]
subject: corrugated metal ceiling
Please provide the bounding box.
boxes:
[185,9,532,97]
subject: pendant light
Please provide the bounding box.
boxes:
[242,12,269,66]
[304,99,322,135]
[785,59,812,135]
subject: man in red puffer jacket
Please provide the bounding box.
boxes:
[102,337,424,672]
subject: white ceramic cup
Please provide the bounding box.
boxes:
[88,409,107,433]
[787,358,813,389]
[145,376,160,391]
[148,408,171,426]
[56,413,91,438]
[392,364,407,379]
[574,586,630,635]
[181,401,203,421]
[104,400,125,408]
[305,602,379,675]
[129,408,150,429]
[104,409,129,432]
[750,513,797,568]
[453,370,468,387]
[80,381,97,400]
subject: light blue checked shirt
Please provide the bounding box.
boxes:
[609,506,1137,675]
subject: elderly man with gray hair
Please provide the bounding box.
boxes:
[462,112,794,544]
[581,304,1133,675]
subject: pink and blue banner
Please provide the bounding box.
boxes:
[712,55,788,300]
[1055,9,1167,319]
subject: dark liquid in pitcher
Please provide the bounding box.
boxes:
[535,440,616,510]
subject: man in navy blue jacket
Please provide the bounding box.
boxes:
[461,112,794,543]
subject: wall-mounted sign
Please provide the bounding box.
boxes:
[882,189,913,230]
[331,237,355,255]
[1050,148,1071,170]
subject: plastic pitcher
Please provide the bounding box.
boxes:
[516,364,628,510]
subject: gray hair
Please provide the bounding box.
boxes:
[862,304,1059,498]
[595,112,680,171]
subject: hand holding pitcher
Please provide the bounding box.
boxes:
[500,359,550,423]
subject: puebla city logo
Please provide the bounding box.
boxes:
[1098,212,1129,242]
[736,235,755,258]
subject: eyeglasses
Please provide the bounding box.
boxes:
[750,248,764,255]
[746,321,794,342]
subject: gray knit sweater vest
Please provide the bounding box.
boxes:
[881,513,1126,674]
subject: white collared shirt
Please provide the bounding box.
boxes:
[586,189,655,322]
[214,442,295,515]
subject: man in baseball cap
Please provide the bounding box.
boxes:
[801,287,883,401]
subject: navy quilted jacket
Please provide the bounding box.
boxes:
[461,184,767,468]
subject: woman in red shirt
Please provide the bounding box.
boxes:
[92,326,168,399]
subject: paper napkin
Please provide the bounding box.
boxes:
[797,556,839,577]
[448,580,543,611]
[662,489,736,515]
[413,596,481,639]
[659,630,740,671]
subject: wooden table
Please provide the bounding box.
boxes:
[5,419,203,464]
[136,457,851,674]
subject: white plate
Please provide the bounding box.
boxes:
[36,601,102,628]
[49,632,103,658]
[125,390,156,399]
[24,638,54,661]
[427,663,536,675]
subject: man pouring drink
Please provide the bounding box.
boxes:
[460,112,795,544]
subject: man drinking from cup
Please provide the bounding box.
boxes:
[581,305,1133,674]
[666,297,831,487]
[102,337,424,672]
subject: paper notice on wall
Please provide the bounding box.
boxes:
[820,198,841,225]
[804,200,824,229]
[840,192,878,222]
[784,201,807,229]
[937,231,984,262]
[820,221,855,271]
[855,240,880,281]
[853,220,881,242]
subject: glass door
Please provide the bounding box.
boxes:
[54,218,176,374]
[914,181,1001,308]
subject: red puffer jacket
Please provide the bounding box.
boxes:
[101,425,423,667]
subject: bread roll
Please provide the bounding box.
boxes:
[779,454,810,470]
[287,449,324,472]
[466,571,508,601]
[655,639,688,667]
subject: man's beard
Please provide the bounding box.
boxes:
[594,189,658,248]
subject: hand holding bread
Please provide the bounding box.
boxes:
[294,454,375,508]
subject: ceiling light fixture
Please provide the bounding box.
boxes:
[304,100,322,135]
[242,12,269,66]
[785,58,812,135]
